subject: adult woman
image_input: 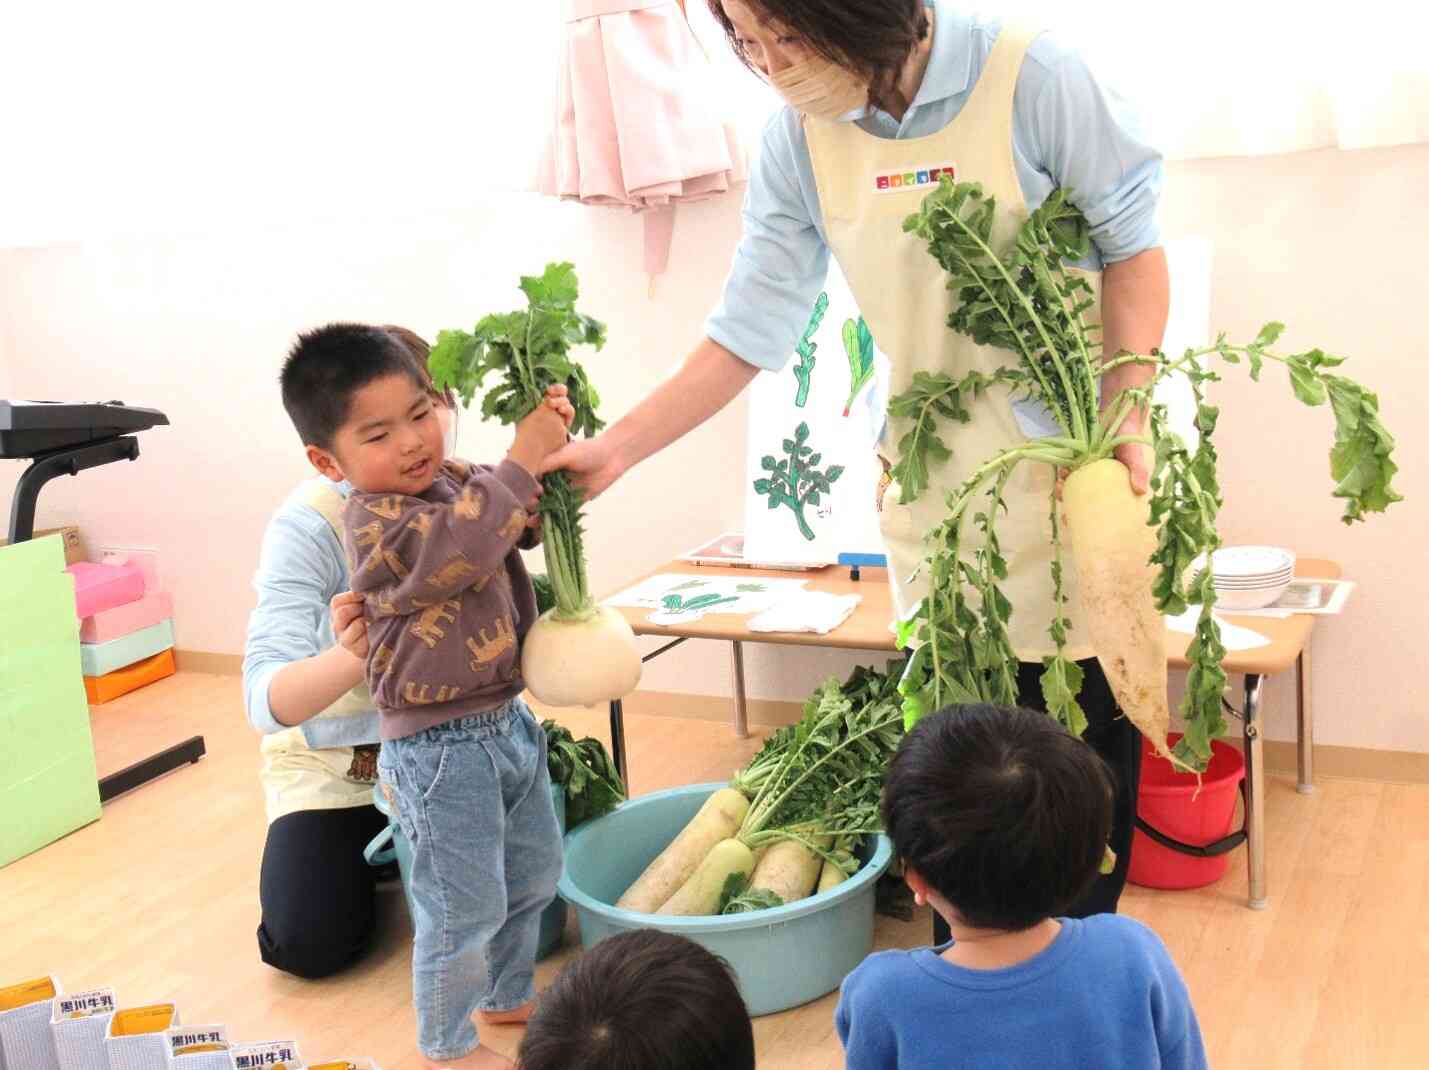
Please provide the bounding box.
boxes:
[242,326,456,977]
[550,0,1169,916]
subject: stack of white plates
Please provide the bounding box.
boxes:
[1201,546,1296,610]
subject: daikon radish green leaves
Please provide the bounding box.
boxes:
[541,719,625,830]
[898,179,1402,770]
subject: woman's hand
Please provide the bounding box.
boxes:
[1113,440,1152,496]
[541,338,757,500]
[330,590,369,661]
[1056,442,1151,501]
[1099,248,1167,498]
[542,433,626,500]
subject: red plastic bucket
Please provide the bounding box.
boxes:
[1128,732,1246,890]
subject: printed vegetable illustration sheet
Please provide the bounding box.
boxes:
[605,574,810,624]
[744,260,890,565]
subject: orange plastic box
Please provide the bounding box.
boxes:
[84,648,176,705]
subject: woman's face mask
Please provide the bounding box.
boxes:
[768,52,868,120]
[722,0,867,120]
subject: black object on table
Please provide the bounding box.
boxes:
[1,400,206,801]
[837,551,887,584]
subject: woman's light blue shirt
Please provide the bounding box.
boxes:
[705,1,1165,373]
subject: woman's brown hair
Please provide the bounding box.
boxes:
[706,0,930,115]
[380,324,456,410]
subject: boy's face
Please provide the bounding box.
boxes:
[307,372,444,495]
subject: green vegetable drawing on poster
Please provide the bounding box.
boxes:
[753,421,844,541]
[843,316,876,416]
[661,592,739,615]
[792,292,828,408]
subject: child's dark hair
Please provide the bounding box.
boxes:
[279,323,431,449]
[517,930,754,1070]
[883,704,1114,932]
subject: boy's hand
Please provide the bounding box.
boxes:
[330,591,369,661]
[543,384,575,430]
[507,404,569,477]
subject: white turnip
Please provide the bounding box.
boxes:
[521,606,641,708]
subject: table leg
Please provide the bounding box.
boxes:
[730,640,749,739]
[609,698,628,788]
[1244,673,1268,910]
[1296,646,1314,794]
[603,637,687,790]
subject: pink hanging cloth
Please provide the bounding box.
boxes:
[537,0,748,284]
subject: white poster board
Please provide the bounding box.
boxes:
[742,240,1211,564]
[743,261,890,565]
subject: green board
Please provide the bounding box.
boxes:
[0,535,101,867]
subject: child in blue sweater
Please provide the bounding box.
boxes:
[837,704,1207,1069]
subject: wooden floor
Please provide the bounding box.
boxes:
[4,672,1427,1069]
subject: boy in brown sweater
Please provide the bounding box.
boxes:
[281,323,571,1070]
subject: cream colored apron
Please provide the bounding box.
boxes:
[804,23,1095,660]
[258,479,381,823]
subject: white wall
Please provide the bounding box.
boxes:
[0,303,11,396]
[0,196,747,654]
[1158,145,1429,755]
[1,145,1423,756]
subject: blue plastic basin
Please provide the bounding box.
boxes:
[367,781,568,960]
[557,782,893,1016]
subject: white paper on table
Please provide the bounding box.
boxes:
[1164,608,1271,651]
[605,574,810,615]
[748,591,862,635]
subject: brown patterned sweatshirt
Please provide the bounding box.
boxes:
[343,458,540,741]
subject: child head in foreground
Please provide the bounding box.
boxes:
[280,322,452,497]
[884,702,1113,935]
[517,930,756,1070]
[842,707,1208,1067]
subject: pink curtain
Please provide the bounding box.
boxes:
[537,0,747,279]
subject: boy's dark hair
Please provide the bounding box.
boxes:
[883,704,1114,932]
[279,323,429,449]
[517,930,755,1070]
[706,0,929,115]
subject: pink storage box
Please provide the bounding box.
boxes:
[66,561,145,620]
[79,590,175,644]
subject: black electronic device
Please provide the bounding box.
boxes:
[1,400,168,545]
[0,399,168,457]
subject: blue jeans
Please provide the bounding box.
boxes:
[377,698,563,1061]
